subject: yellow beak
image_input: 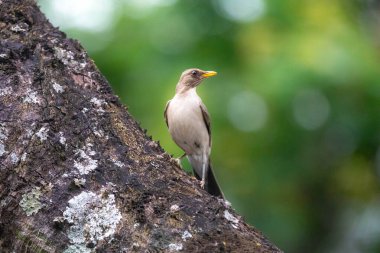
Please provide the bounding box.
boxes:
[201,71,217,78]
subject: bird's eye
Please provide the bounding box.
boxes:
[191,70,198,76]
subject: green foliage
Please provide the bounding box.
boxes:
[38,0,380,252]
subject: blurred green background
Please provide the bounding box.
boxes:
[38,0,380,252]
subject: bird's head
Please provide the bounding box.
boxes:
[176,68,217,93]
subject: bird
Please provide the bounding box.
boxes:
[164,68,224,198]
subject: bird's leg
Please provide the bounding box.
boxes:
[200,153,207,189]
[172,153,186,168]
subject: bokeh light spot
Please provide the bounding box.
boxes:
[227,91,268,132]
[293,89,330,130]
[46,0,116,32]
[213,0,265,23]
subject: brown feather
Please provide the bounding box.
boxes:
[164,100,171,128]
[199,104,211,146]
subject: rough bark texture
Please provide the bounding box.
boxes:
[0,0,282,252]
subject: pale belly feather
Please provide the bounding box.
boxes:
[167,94,210,157]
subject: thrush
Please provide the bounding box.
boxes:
[164,68,223,198]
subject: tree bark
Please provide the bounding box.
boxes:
[0,0,282,252]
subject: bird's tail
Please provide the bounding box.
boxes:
[206,164,224,198]
[194,162,224,198]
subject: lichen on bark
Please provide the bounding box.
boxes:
[19,187,43,216]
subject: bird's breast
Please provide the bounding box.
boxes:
[167,94,209,155]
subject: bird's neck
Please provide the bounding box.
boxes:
[175,85,197,96]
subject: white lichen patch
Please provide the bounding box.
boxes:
[90,97,106,113]
[90,97,105,107]
[110,158,124,168]
[223,199,232,207]
[63,190,122,249]
[25,124,35,137]
[10,23,28,32]
[50,38,59,44]
[20,152,27,161]
[60,136,66,144]
[0,87,12,96]
[36,126,49,141]
[150,161,159,168]
[181,230,192,241]
[91,123,108,140]
[0,143,5,156]
[74,178,86,187]
[19,187,44,216]
[93,128,104,138]
[0,125,8,156]
[52,82,64,93]
[168,243,183,251]
[10,152,19,164]
[63,244,91,253]
[54,47,75,66]
[74,144,98,175]
[23,89,42,105]
[170,204,180,212]
[59,132,66,145]
[114,160,124,168]
[224,210,239,229]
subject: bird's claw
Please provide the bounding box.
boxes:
[200,180,205,189]
[172,153,186,168]
[171,157,182,168]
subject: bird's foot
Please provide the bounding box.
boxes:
[200,180,205,189]
[171,153,186,168]
[171,157,182,168]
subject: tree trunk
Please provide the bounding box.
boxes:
[0,0,282,252]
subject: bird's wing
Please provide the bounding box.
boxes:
[199,103,211,146]
[164,100,171,128]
